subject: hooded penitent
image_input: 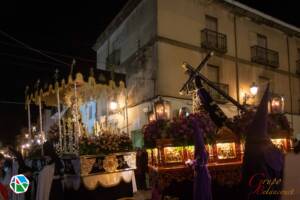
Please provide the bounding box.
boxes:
[241,84,284,200]
[191,116,212,200]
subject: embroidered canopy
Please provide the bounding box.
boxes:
[25,70,126,107]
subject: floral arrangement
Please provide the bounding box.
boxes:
[143,109,292,148]
[143,112,217,148]
[79,131,132,155]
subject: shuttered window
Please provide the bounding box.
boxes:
[207,65,219,83]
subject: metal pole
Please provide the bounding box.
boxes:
[27,102,31,137]
[125,88,129,137]
[74,82,80,153]
[233,15,240,104]
[39,96,44,155]
[56,88,62,153]
[286,36,294,130]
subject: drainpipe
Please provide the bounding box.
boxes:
[233,15,240,106]
[286,36,294,131]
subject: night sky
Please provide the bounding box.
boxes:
[0,0,299,145]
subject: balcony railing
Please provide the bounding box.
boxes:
[201,29,227,53]
[204,82,229,103]
[251,45,279,68]
[296,59,300,75]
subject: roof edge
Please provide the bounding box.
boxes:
[92,0,142,51]
[222,0,300,36]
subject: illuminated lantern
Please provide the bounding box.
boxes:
[154,97,170,120]
[249,82,258,96]
[270,94,284,113]
[148,111,156,122]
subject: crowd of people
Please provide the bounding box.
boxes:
[0,131,63,200]
[0,133,299,200]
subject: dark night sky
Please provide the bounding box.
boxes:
[0,1,128,145]
[0,0,299,145]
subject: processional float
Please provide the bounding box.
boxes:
[146,51,293,198]
[23,69,137,197]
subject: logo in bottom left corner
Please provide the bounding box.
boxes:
[10,174,30,194]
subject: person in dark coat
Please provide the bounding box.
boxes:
[136,147,148,190]
[43,130,64,200]
[8,146,33,200]
[241,85,284,200]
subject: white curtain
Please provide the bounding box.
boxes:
[36,164,55,200]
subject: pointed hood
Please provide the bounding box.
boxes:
[246,84,270,142]
[242,84,284,197]
[190,117,212,200]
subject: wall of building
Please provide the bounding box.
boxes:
[157,0,236,56]
[155,0,300,136]
[96,0,156,71]
[96,0,158,107]
[95,0,300,138]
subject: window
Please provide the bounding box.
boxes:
[207,65,219,83]
[257,34,267,48]
[106,49,121,68]
[205,15,218,32]
[202,15,227,53]
[205,65,228,103]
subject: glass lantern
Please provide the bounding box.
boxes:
[270,95,284,113]
[154,97,170,120]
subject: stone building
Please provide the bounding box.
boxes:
[93,0,300,141]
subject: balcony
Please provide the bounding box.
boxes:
[251,45,279,68]
[201,29,227,53]
[296,59,300,75]
[204,82,229,104]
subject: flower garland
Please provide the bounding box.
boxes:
[143,112,217,148]
[79,131,132,155]
[143,110,292,148]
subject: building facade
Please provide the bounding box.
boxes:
[93,0,300,140]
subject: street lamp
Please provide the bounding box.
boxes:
[249,82,258,96]
[243,82,259,105]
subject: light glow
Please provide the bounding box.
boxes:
[249,82,258,96]
[109,101,118,111]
